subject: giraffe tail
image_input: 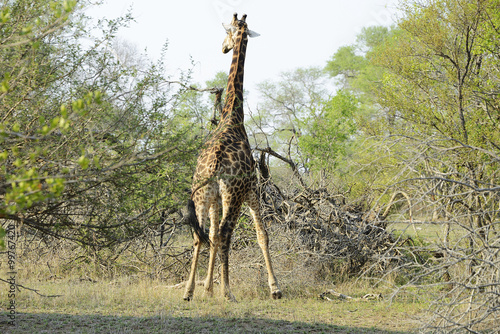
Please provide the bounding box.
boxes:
[187,199,210,246]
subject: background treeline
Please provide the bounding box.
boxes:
[1,0,499,332]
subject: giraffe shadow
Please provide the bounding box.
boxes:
[1,312,413,333]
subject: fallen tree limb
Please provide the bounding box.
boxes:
[166,280,212,289]
[319,289,382,302]
[0,277,63,298]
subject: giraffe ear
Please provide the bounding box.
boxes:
[223,23,236,34]
[248,29,260,38]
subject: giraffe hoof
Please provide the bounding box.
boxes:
[271,290,282,299]
[183,295,193,301]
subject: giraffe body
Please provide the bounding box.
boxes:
[183,13,281,302]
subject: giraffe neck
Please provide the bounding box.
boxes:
[221,28,247,126]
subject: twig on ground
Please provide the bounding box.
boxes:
[0,277,63,297]
[319,289,382,302]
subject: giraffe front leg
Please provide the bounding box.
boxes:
[204,203,220,297]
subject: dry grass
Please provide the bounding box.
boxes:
[1,275,428,334]
[0,222,436,334]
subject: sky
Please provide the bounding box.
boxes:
[86,0,400,102]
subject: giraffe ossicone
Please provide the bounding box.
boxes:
[183,13,281,302]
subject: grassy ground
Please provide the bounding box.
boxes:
[1,276,428,333]
[0,220,441,333]
[387,222,445,241]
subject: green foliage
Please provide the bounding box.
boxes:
[325,46,366,83]
[0,0,207,248]
[253,67,329,171]
[374,0,500,181]
[0,0,78,217]
[325,26,394,135]
[371,3,500,330]
[320,26,403,198]
[376,0,500,145]
[299,90,357,172]
[0,225,4,249]
[205,71,228,101]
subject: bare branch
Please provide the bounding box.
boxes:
[0,277,63,298]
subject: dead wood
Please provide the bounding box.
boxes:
[166,280,208,289]
[234,150,398,276]
[319,289,383,302]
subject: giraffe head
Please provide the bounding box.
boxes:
[222,13,259,54]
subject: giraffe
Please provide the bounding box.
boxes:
[183,13,282,302]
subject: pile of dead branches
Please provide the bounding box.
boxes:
[231,151,397,278]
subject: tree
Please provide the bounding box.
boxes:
[0,0,207,252]
[252,67,330,174]
[372,0,500,331]
[298,90,357,173]
[325,25,395,135]
[323,26,407,200]
[1,0,79,243]
[375,0,499,229]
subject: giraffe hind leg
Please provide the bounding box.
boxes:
[218,188,242,302]
[183,233,202,301]
[219,215,237,302]
[183,198,210,301]
[204,201,220,297]
[246,190,282,299]
[210,180,237,301]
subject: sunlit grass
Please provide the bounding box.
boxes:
[0,224,438,333]
[1,274,429,333]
